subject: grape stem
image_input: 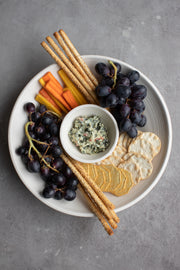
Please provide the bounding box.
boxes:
[108,60,117,88]
[25,121,59,173]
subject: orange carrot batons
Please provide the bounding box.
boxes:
[44,80,71,110]
[63,89,79,109]
[42,71,63,92]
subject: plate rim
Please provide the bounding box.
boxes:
[8,55,173,217]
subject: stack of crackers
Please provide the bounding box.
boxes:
[82,131,161,195]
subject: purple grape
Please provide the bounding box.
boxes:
[119,118,132,132]
[96,85,111,97]
[42,186,55,198]
[48,136,59,146]
[138,114,147,127]
[54,190,63,200]
[114,85,131,99]
[118,77,130,86]
[129,110,141,124]
[129,98,145,112]
[127,126,138,138]
[64,189,76,201]
[119,104,131,118]
[24,102,35,113]
[16,146,26,156]
[49,122,59,136]
[30,112,41,123]
[27,159,40,173]
[95,63,110,77]
[50,145,62,157]
[106,93,118,108]
[40,166,51,180]
[63,166,73,178]
[131,85,147,99]
[39,105,47,113]
[117,73,125,80]
[52,157,64,170]
[41,114,53,126]
[101,77,114,87]
[35,125,46,137]
[46,182,57,190]
[52,173,66,186]
[67,177,79,190]
[128,70,140,84]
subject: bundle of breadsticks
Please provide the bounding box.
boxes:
[41,29,119,235]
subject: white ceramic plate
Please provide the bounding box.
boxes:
[8,55,172,217]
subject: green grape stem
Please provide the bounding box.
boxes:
[25,121,59,173]
[108,60,118,89]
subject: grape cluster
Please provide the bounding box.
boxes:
[95,61,147,138]
[16,102,78,201]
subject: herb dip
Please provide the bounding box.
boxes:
[69,115,109,154]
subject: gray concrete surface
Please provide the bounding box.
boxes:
[0,0,180,269]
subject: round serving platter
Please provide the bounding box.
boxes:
[8,55,172,217]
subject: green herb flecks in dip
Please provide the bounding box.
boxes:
[69,115,109,154]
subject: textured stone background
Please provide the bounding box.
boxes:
[0,0,179,269]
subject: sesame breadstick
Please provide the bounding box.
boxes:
[61,154,114,222]
[46,36,96,97]
[41,41,96,104]
[59,29,98,87]
[109,208,120,223]
[78,184,114,235]
[54,32,95,90]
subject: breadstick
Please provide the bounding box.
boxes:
[54,32,95,90]
[41,41,96,104]
[109,209,120,223]
[46,36,95,95]
[59,29,98,87]
[61,154,113,221]
[78,185,114,235]
[71,159,115,210]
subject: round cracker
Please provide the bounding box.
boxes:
[118,160,141,183]
[128,138,154,160]
[139,132,161,156]
[127,154,153,180]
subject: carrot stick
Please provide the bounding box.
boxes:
[41,77,63,95]
[63,87,80,105]
[43,71,63,92]
[35,93,62,116]
[39,88,60,109]
[63,89,79,109]
[44,81,71,110]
